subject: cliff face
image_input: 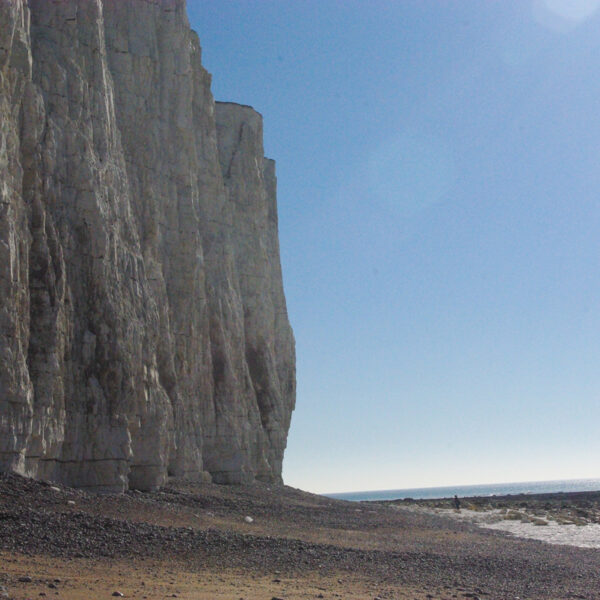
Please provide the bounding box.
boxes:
[0,0,295,491]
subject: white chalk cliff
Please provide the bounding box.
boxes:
[0,0,296,491]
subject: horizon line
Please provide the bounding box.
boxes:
[321,476,600,497]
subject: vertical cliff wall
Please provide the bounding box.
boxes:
[0,0,295,491]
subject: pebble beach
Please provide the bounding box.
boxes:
[1,472,600,600]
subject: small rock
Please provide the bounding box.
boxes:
[244,516,253,523]
[49,486,61,493]
[67,500,75,506]
[19,576,33,583]
[112,592,124,597]
[47,583,56,589]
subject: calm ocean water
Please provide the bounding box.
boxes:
[326,478,600,502]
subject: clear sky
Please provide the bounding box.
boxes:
[187,0,600,494]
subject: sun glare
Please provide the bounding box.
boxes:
[533,0,600,31]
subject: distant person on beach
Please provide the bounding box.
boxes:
[453,495,461,511]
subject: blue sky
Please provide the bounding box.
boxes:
[188,0,600,493]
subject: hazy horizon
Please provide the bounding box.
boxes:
[323,476,600,497]
[190,0,600,494]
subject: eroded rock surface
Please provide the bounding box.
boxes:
[0,0,295,491]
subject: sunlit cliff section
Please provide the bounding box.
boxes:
[0,0,295,491]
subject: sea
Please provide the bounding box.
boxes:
[326,478,600,502]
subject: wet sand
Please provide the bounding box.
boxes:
[1,473,600,599]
